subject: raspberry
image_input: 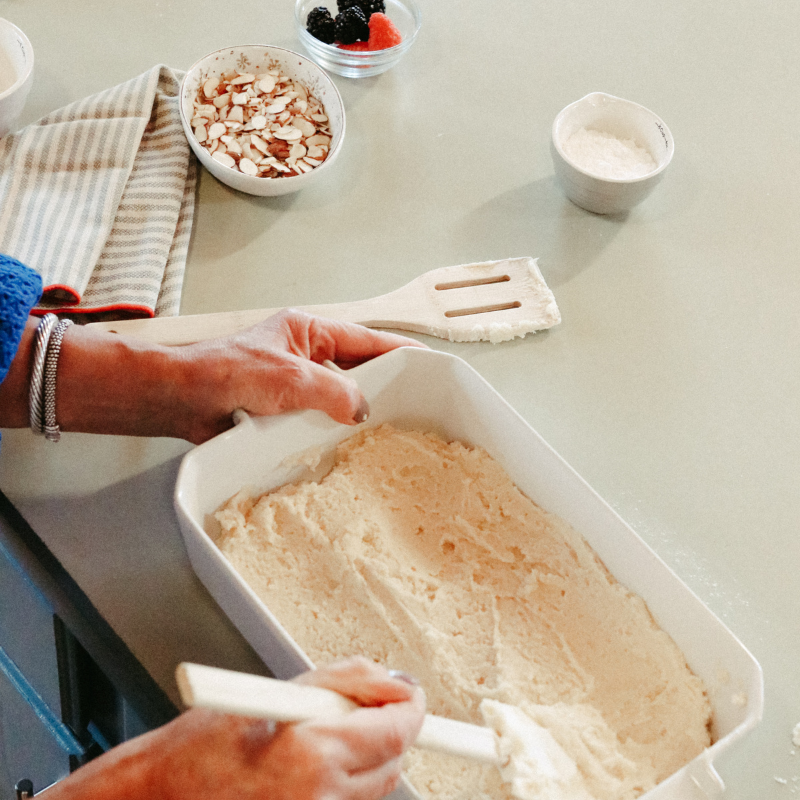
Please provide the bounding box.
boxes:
[367,12,403,50]
[334,5,369,43]
[306,6,336,44]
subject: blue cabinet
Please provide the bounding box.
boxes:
[0,491,177,797]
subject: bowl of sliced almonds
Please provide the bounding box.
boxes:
[180,45,345,196]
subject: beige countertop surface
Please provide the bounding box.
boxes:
[1,0,799,796]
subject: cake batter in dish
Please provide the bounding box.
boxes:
[215,425,712,800]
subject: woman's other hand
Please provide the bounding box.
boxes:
[44,656,425,800]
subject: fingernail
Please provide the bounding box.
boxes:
[388,669,420,686]
[352,397,370,424]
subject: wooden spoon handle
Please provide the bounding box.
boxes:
[176,663,500,765]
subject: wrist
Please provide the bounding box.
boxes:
[55,325,198,441]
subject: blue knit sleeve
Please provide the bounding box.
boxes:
[1,254,43,386]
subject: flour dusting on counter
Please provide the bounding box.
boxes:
[215,425,712,800]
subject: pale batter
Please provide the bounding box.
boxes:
[215,425,712,800]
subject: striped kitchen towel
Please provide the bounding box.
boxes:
[0,64,197,320]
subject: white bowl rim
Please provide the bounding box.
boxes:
[0,18,34,103]
[552,91,675,185]
[179,43,346,187]
[294,0,422,59]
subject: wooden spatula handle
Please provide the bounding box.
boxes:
[86,303,362,346]
[176,663,500,765]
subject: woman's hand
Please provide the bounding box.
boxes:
[45,657,426,800]
[0,310,426,442]
[176,309,427,443]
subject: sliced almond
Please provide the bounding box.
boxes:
[232,92,249,106]
[293,118,316,138]
[207,122,227,140]
[213,92,232,108]
[305,134,331,147]
[258,75,276,94]
[265,98,290,114]
[290,142,307,161]
[250,135,269,154]
[238,157,258,176]
[193,124,208,143]
[212,151,236,168]
[250,115,268,130]
[310,112,328,123]
[203,77,220,98]
[273,126,302,141]
[227,104,244,124]
[230,73,255,85]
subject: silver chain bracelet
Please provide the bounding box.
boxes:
[42,318,74,442]
[28,313,59,434]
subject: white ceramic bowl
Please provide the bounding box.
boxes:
[551,92,674,215]
[180,45,345,197]
[295,0,422,79]
[0,18,34,139]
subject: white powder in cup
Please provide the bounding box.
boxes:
[563,127,656,180]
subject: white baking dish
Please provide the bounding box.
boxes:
[174,347,762,800]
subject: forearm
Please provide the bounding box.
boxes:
[0,317,204,441]
[0,309,422,445]
[56,322,200,440]
[39,660,423,800]
[43,729,161,800]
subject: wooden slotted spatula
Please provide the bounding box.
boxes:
[86,257,560,346]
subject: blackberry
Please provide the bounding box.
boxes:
[360,0,386,15]
[306,6,336,44]
[334,5,369,43]
[337,0,385,18]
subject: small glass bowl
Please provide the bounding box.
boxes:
[294,0,422,79]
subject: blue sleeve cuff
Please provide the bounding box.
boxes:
[1,254,44,386]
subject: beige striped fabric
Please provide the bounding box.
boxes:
[0,64,196,319]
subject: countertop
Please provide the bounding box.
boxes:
[1,0,798,797]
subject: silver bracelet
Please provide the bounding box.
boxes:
[29,313,59,434]
[42,318,74,443]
